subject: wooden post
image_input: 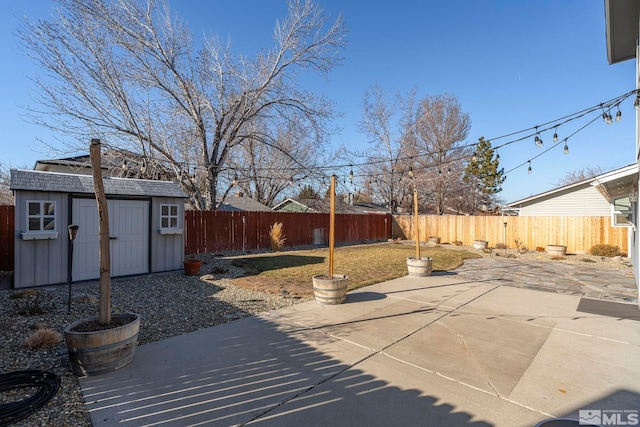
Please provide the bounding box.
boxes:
[414,187,420,259]
[90,139,111,325]
[329,175,336,279]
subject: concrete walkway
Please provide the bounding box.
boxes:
[79,259,640,427]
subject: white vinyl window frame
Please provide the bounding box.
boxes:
[22,200,59,240]
[159,203,182,235]
[611,195,634,228]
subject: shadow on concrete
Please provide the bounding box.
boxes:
[547,389,640,426]
[80,316,492,426]
[344,291,387,303]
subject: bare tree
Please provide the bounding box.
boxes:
[228,119,332,207]
[19,0,347,210]
[413,94,471,214]
[356,88,471,214]
[555,165,605,186]
[0,163,13,205]
[356,84,417,212]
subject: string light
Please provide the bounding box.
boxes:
[527,161,532,175]
[408,165,414,178]
[553,127,558,143]
[167,89,635,188]
[534,127,543,147]
[233,173,238,186]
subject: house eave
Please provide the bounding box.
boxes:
[605,0,640,65]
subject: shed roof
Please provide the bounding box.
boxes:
[10,169,188,198]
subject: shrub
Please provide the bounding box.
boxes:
[494,243,507,249]
[10,290,53,316]
[550,255,566,261]
[589,244,620,257]
[22,328,61,350]
[269,222,286,251]
[452,240,463,246]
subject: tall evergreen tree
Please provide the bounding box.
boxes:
[463,137,505,212]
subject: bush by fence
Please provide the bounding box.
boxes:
[393,214,629,254]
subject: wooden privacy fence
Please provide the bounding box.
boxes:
[393,215,629,254]
[0,205,14,271]
[185,211,392,254]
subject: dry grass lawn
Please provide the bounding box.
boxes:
[231,243,480,297]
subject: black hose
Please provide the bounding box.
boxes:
[0,370,60,427]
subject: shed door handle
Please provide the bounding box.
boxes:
[109,236,118,240]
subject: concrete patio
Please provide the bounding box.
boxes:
[79,260,640,426]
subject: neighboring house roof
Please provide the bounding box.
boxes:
[34,150,174,181]
[217,192,272,212]
[505,163,638,216]
[10,169,188,198]
[273,197,387,214]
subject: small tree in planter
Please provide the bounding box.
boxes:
[63,139,140,377]
[312,175,348,304]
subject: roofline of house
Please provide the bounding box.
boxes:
[506,163,637,207]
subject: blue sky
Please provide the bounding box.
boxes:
[1,0,636,203]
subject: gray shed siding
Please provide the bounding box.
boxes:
[151,197,185,272]
[14,191,70,288]
[514,185,610,216]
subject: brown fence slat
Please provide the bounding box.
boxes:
[0,205,15,271]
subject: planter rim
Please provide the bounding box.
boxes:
[407,257,433,261]
[64,312,140,335]
[312,274,347,280]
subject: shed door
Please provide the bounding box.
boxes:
[72,199,149,281]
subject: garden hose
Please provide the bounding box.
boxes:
[0,370,60,427]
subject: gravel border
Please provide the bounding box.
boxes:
[0,255,311,427]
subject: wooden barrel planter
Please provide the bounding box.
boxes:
[473,240,489,250]
[312,274,348,305]
[64,313,140,377]
[546,245,567,256]
[183,259,202,276]
[428,236,441,245]
[407,257,433,277]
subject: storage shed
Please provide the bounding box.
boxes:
[10,169,188,288]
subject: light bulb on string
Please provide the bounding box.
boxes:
[408,165,414,178]
[616,106,622,122]
[349,167,354,182]
[553,127,558,143]
[495,151,500,161]
[606,109,613,124]
[634,95,640,111]
[527,161,532,175]
[233,173,238,186]
[534,127,543,147]
[563,140,569,155]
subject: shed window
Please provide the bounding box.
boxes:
[27,201,56,232]
[160,204,179,228]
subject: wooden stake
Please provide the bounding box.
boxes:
[414,187,420,259]
[329,175,336,279]
[90,139,111,325]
